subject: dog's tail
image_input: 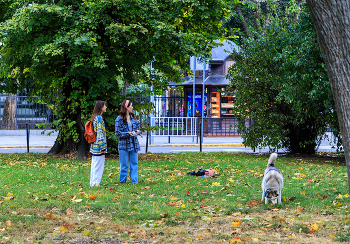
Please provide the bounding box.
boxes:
[267,153,278,167]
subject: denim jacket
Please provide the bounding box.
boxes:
[115,115,141,152]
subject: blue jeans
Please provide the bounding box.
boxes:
[119,149,138,184]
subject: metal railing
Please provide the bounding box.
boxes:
[150,117,198,136]
[148,116,252,137]
[0,95,56,129]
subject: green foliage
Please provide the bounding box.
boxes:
[228,2,339,154]
[0,0,238,156]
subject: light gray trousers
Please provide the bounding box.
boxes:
[90,155,105,187]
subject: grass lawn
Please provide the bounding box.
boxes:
[0,152,349,243]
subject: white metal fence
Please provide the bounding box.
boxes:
[150,117,198,136]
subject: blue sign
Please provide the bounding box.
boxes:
[187,93,207,117]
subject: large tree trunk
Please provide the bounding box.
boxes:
[48,77,88,160]
[1,94,17,130]
[306,0,350,193]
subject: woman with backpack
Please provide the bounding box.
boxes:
[115,100,140,184]
[89,100,107,187]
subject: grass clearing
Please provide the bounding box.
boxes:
[0,152,349,243]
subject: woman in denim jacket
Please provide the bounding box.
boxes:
[115,100,140,184]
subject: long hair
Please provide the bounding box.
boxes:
[120,100,135,124]
[91,100,106,122]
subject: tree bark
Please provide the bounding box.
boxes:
[306,0,350,193]
[1,94,17,130]
[76,109,87,160]
[235,5,250,38]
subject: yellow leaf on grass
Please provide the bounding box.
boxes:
[212,182,220,186]
[5,221,12,227]
[83,229,89,236]
[231,221,241,227]
[59,226,68,233]
[297,206,304,212]
[311,223,319,231]
[229,238,241,243]
[283,228,289,231]
[252,238,259,242]
[330,234,335,238]
[181,204,186,208]
[129,233,139,238]
[336,194,343,199]
[336,202,344,207]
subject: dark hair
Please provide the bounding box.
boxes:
[120,100,135,124]
[91,101,106,122]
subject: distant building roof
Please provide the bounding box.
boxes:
[169,40,239,87]
[169,75,229,86]
[211,40,240,62]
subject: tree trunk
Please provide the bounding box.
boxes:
[306,0,350,193]
[235,5,250,38]
[1,94,17,130]
[76,109,87,160]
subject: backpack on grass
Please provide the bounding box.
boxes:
[84,121,96,144]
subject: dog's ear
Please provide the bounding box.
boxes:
[274,189,278,196]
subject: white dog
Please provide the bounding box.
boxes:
[261,153,283,204]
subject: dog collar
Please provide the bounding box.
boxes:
[264,187,278,197]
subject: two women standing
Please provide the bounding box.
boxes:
[89,99,140,187]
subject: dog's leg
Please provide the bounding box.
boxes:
[261,191,264,202]
[278,191,282,204]
[265,197,268,204]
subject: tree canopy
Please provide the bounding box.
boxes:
[0,0,240,159]
[228,1,339,154]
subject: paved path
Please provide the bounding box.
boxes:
[0,130,340,153]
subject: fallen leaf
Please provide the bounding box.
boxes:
[66,207,72,215]
[311,223,319,231]
[231,221,241,227]
[248,200,258,207]
[83,229,89,236]
[65,222,72,230]
[297,206,304,212]
[59,226,68,233]
[229,238,241,243]
[44,213,57,220]
[72,199,83,203]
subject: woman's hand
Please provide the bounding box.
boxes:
[128,132,134,136]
